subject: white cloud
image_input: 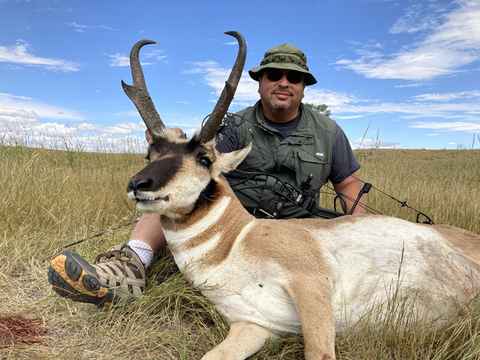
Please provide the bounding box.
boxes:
[96,122,146,135]
[0,41,80,72]
[67,22,117,32]
[389,3,443,34]
[333,99,480,120]
[413,90,480,102]
[1,116,149,153]
[335,115,365,120]
[394,83,424,88]
[106,48,165,67]
[107,53,130,67]
[409,121,480,132]
[0,108,38,124]
[0,93,149,152]
[188,60,480,136]
[351,137,401,149]
[143,49,167,61]
[335,1,480,80]
[185,62,362,110]
[0,92,32,100]
[304,88,359,107]
[1,124,148,153]
[0,94,84,123]
[115,110,142,117]
[186,61,259,106]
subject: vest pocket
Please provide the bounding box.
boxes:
[294,150,330,190]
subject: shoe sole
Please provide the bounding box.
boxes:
[48,251,121,307]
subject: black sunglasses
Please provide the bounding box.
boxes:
[265,69,304,84]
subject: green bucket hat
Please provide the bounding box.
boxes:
[249,43,317,85]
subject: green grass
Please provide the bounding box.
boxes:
[1,143,479,359]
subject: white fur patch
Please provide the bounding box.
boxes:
[314,217,475,331]
[198,254,300,334]
[164,196,231,269]
[164,196,231,245]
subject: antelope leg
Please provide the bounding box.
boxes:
[201,321,279,360]
[284,278,336,360]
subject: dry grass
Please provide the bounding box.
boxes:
[321,149,480,234]
[1,140,479,359]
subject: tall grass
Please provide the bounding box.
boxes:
[320,148,480,234]
[1,135,479,359]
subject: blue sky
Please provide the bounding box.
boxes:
[1,0,480,151]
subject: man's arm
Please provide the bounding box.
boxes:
[332,173,365,215]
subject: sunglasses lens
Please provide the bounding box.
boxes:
[265,70,303,84]
[287,72,303,84]
[266,70,283,82]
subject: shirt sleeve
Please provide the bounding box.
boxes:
[215,118,239,153]
[328,124,361,184]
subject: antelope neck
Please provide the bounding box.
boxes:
[193,179,216,210]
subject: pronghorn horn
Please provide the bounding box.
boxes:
[121,39,165,140]
[198,31,247,143]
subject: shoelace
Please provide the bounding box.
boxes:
[94,248,131,264]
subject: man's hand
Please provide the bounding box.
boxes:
[333,173,366,215]
[145,128,186,144]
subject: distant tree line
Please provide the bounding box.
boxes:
[304,103,331,117]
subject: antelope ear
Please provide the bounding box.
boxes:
[212,142,252,179]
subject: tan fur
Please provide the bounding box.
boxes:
[127,138,480,360]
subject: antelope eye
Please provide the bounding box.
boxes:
[199,157,212,168]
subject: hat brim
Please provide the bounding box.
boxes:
[249,63,317,85]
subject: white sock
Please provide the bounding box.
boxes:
[128,240,154,269]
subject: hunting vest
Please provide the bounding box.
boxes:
[225,101,337,219]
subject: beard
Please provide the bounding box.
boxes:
[266,88,294,111]
[268,98,292,111]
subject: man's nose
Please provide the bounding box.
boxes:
[278,74,290,86]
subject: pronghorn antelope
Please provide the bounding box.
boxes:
[124,32,480,360]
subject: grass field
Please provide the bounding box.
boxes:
[1,142,479,359]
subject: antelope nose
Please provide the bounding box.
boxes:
[129,178,152,196]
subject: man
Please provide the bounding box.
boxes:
[48,43,365,307]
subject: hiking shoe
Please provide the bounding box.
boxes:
[48,244,146,307]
